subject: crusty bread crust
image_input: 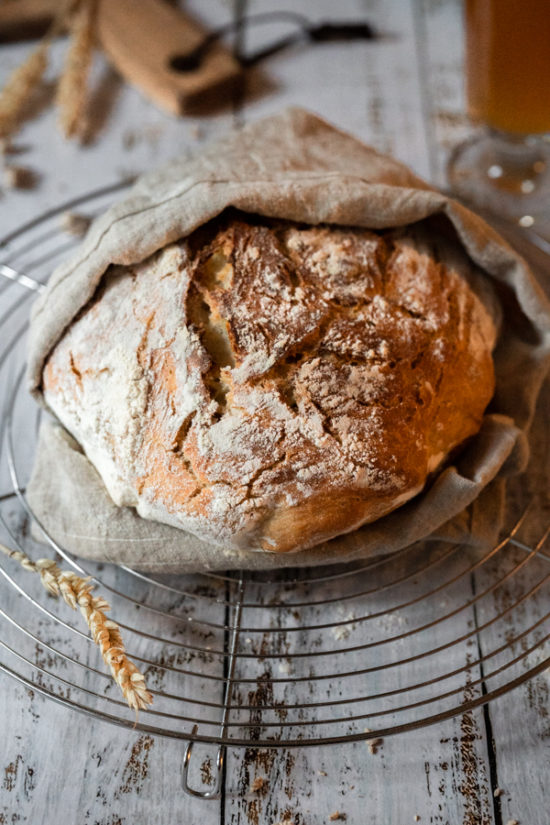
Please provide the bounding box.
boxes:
[43,214,497,553]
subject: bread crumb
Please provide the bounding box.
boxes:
[414,817,421,822]
[329,813,346,821]
[251,776,267,792]
[366,734,383,754]
[364,727,383,753]
[61,211,91,236]
[504,820,518,825]
[3,164,37,189]
[494,787,504,797]
[318,770,327,776]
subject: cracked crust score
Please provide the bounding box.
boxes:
[42,214,497,554]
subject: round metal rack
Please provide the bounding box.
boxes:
[1,184,550,798]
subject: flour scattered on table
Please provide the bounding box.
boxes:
[376,612,407,632]
[61,211,91,236]
[332,611,357,640]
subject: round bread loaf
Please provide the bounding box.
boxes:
[42,214,498,553]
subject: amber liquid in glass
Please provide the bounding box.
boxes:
[465,0,550,136]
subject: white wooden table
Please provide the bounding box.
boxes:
[1,2,549,823]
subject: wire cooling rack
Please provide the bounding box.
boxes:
[1,183,550,798]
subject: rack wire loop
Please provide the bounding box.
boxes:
[182,575,245,796]
[182,732,225,799]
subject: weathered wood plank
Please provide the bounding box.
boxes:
[222,551,497,825]
[469,365,550,825]
[414,0,472,189]
[419,3,550,823]
[0,1,237,822]
[244,0,433,180]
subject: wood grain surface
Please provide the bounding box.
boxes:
[0,1,549,824]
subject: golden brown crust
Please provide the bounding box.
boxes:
[42,214,497,554]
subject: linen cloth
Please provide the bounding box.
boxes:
[26,108,550,571]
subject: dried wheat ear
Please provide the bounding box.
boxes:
[0,0,96,145]
[0,542,153,712]
[0,42,50,142]
[57,0,97,140]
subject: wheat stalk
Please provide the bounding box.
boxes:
[0,42,50,142]
[0,542,153,711]
[0,2,73,143]
[57,0,97,140]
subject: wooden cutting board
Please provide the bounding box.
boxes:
[97,0,242,115]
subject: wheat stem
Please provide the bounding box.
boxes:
[57,0,97,140]
[0,541,153,711]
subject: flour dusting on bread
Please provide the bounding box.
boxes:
[43,214,497,553]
